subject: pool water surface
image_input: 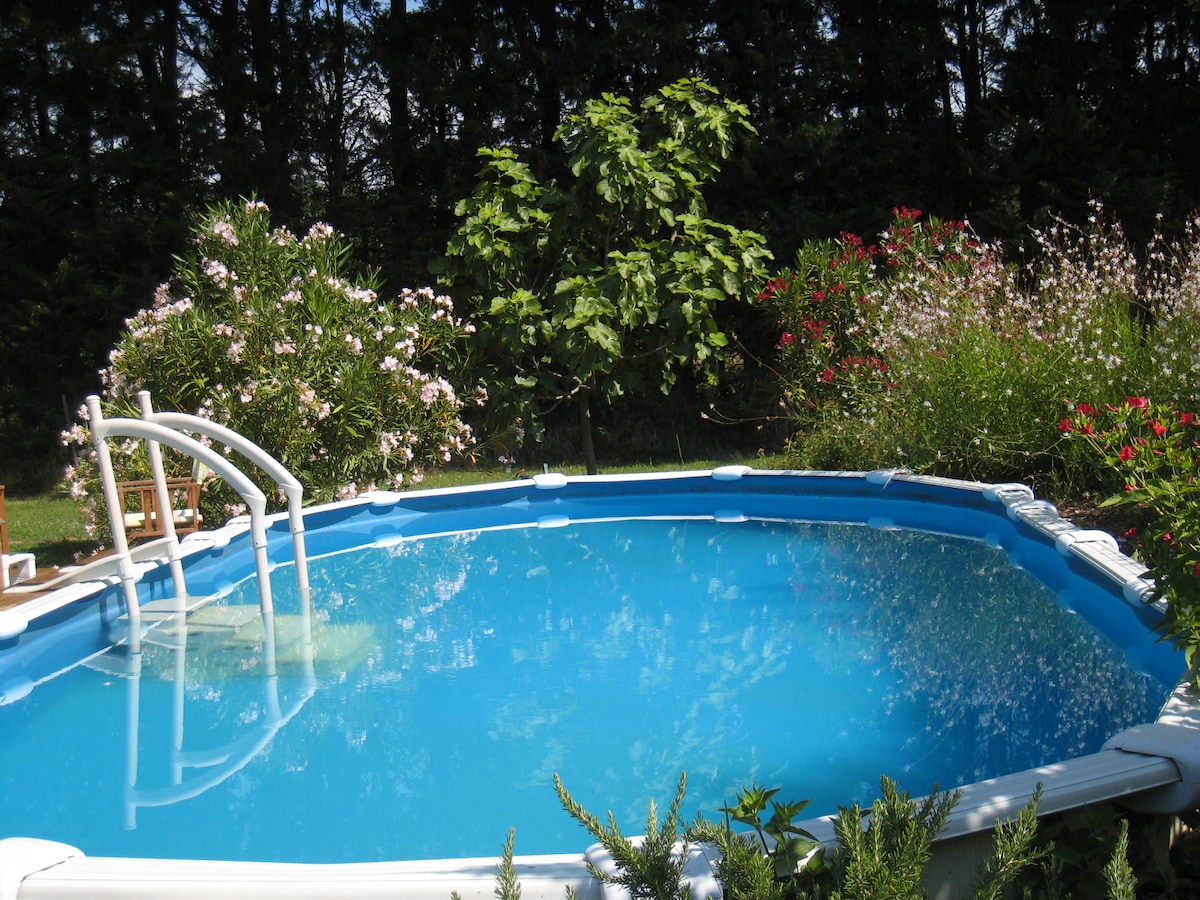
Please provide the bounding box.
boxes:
[0,500,1179,863]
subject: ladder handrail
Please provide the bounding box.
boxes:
[135,391,310,606]
[137,395,303,495]
[86,396,272,654]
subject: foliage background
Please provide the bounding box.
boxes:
[442,78,772,473]
[3,1,1200,487]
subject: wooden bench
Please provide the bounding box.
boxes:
[117,477,202,541]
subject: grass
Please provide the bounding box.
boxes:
[6,455,791,570]
[418,455,788,488]
[6,492,97,567]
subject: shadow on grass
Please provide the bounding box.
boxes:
[24,539,101,569]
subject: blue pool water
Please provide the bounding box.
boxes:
[0,473,1184,863]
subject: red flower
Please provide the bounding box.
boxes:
[1193,562,1200,578]
[757,277,788,302]
[1151,420,1168,437]
[777,331,795,348]
[1181,412,1196,425]
[1127,396,1149,409]
[1118,445,1136,461]
[819,367,836,383]
[1058,418,1074,433]
[1076,403,1096,416]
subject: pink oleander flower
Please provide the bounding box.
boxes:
[305,223,336,243]
[211,219,239,246]
[203,258,236,288]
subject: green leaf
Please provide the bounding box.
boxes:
[772,836,818,877]
[585,322,621,356]
[718,784,779,827]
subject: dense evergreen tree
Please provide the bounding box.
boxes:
[999,0,1200,243]
[0,1,196,469]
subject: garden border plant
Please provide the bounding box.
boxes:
[480,772,1166,900]
[754,204,1200,493]
[1063,396,1200,674]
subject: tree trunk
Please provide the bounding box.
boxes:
[577,388,598,476]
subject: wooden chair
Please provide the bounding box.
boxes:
[1,485,37,589]
[117,476,203,541]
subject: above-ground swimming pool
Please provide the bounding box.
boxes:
[0,468,1195,894]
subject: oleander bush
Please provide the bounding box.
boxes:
[62,198,484,544]
[1064,397,1200,673]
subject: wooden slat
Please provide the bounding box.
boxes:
[0,568,63,610]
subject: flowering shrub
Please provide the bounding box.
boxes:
[757,228,880,415]
[1063,398,1200,669]
[759,208,1023,474]
[63,198,481,543]
[758,203,1200,489]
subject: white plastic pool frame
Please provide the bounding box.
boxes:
[2,466,1199,900]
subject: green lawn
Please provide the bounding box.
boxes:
[416,456,784,487]
[6,456,786,569]
[6,492,97,567]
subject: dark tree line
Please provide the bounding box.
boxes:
[3,0,1199,484]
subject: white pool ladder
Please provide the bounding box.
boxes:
[87,392,311,656]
